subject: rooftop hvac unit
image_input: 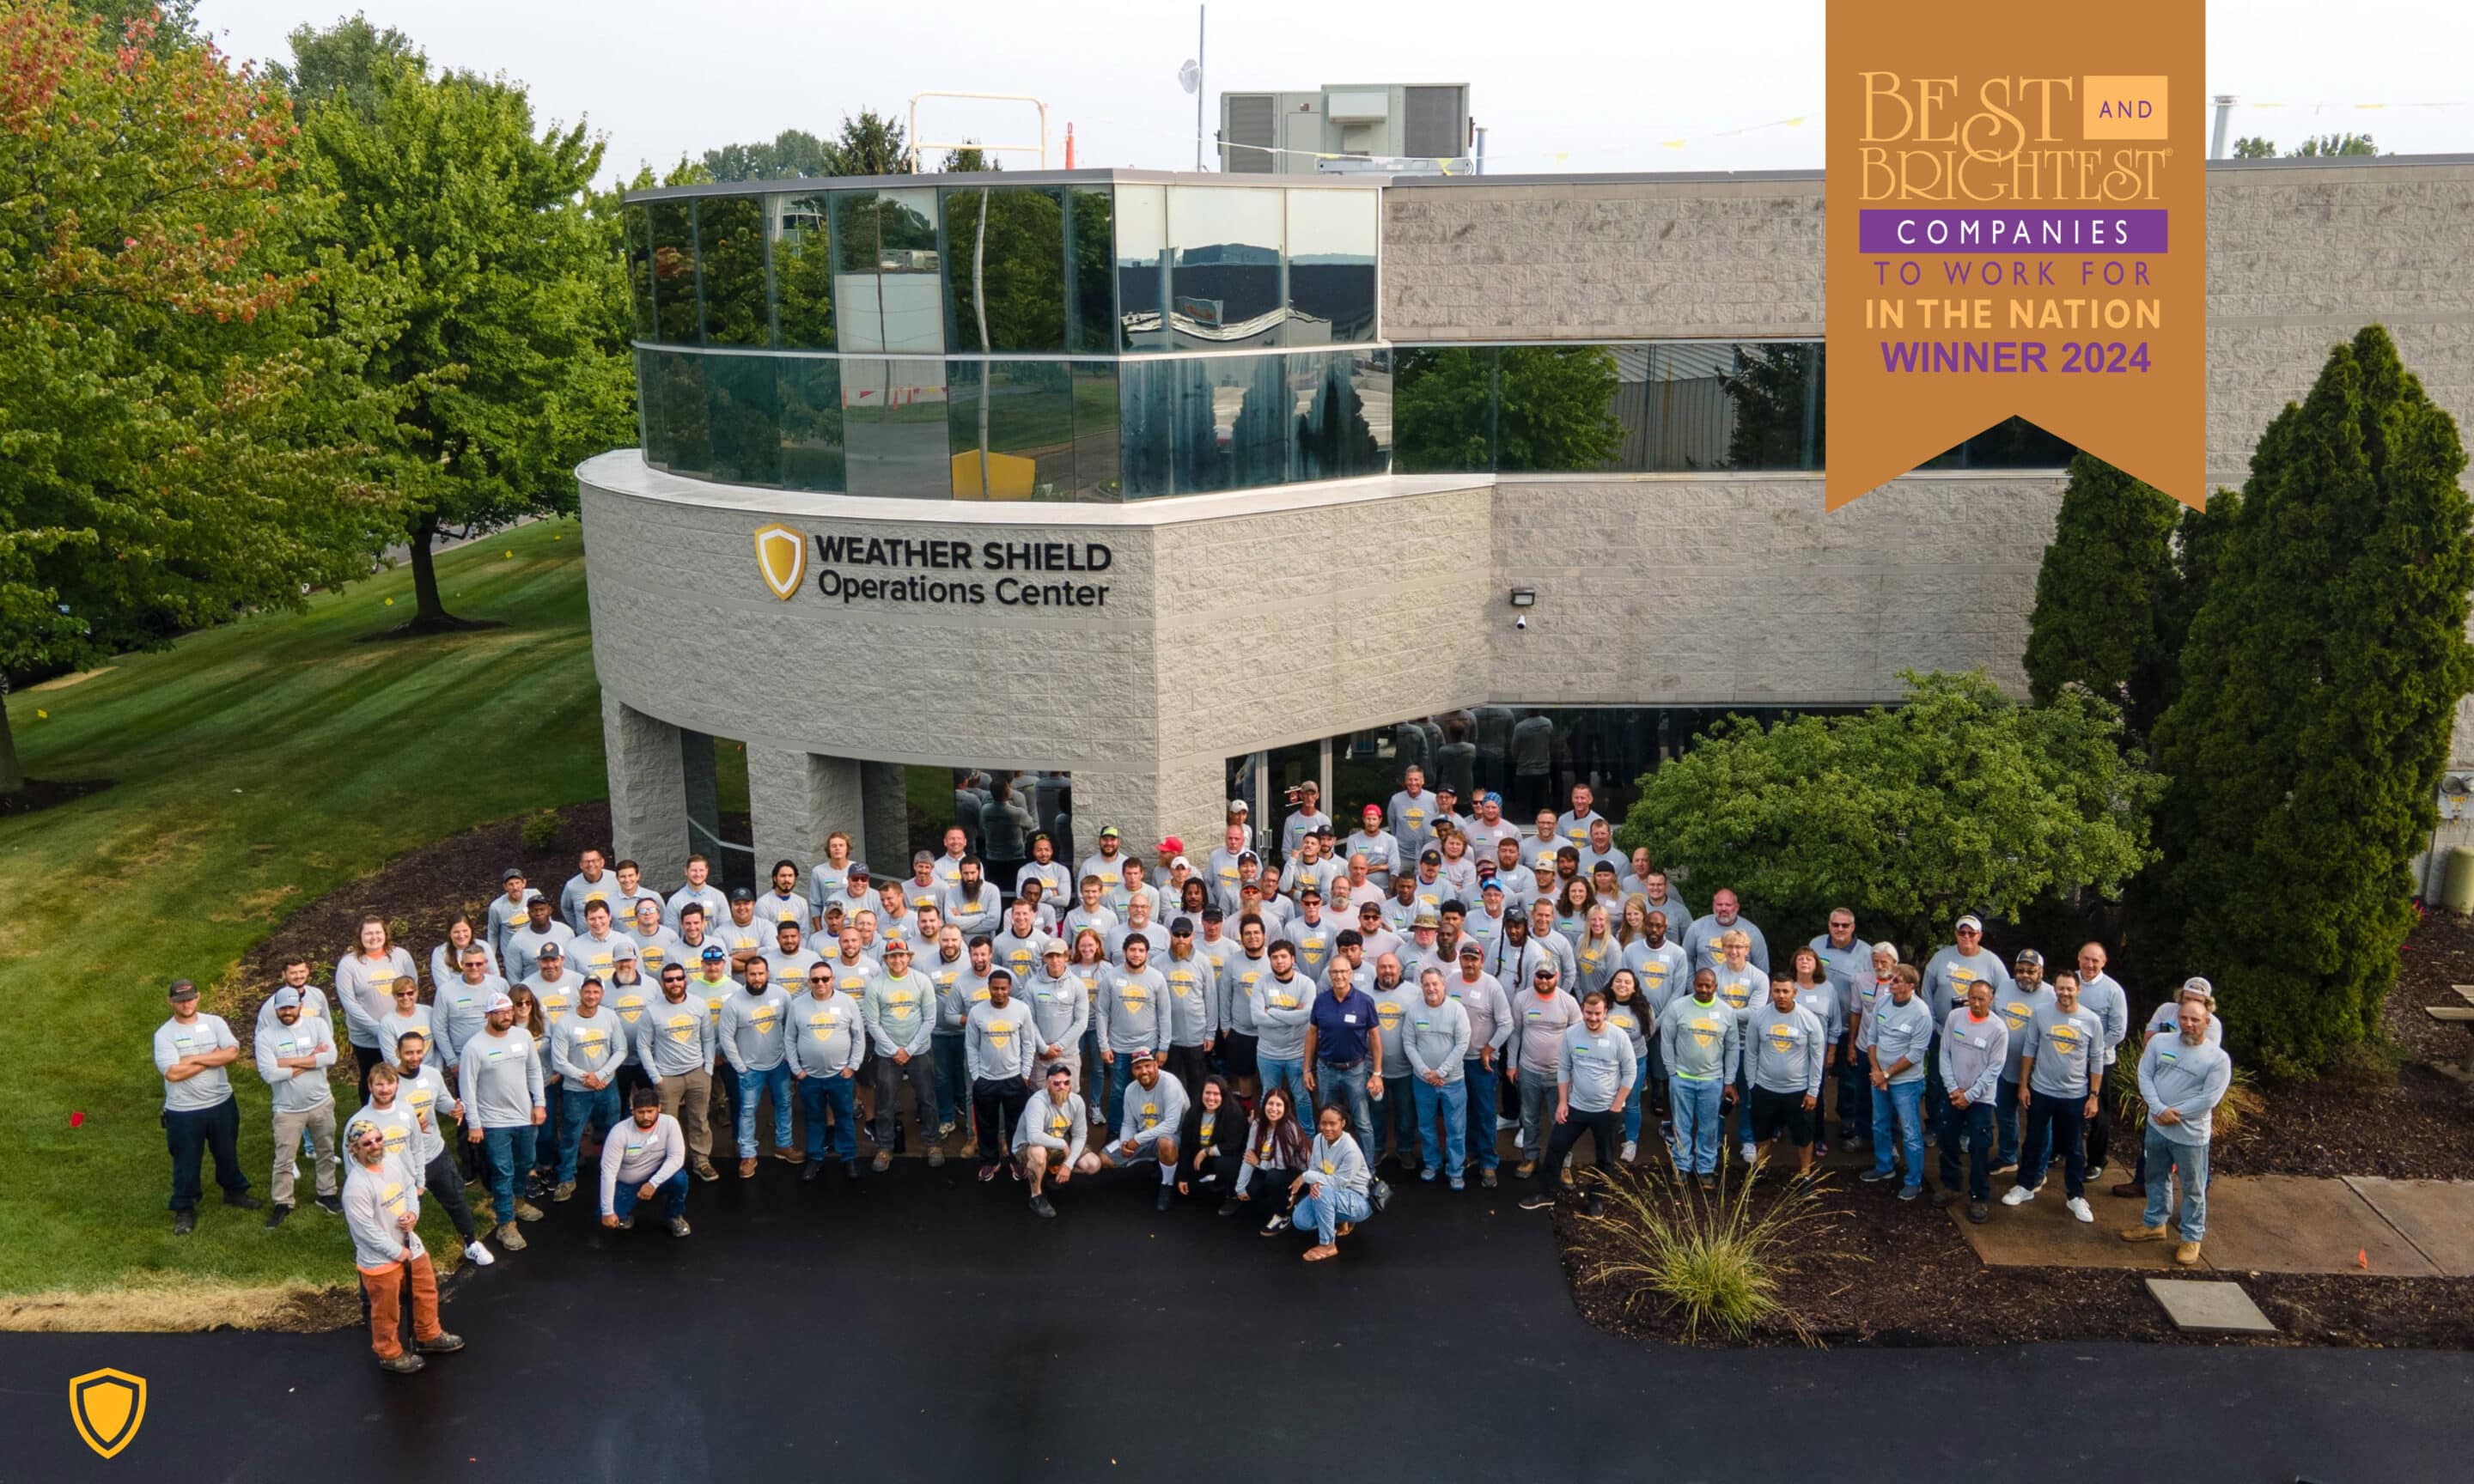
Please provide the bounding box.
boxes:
[1223,93,1277,173]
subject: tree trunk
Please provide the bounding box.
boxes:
[0,699,22,795]
[408,512,452,626]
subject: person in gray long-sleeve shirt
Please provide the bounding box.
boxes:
[864,940,941,1167]
[1404,971,1473,1184]
[1741,976,1826,1177]
[257,990,340,1217]
[1076,1054,1188,1210]
[342,1122,460,1369]
[1515,990,1632,1214]
[2006,971,2107,1212]
[1935,980,2008,1210]
[1857,964,1935,1193]
[598,1091,690,1232]
[637,966,720,1177]
[1014,1064,1090,1216]
[2127,997,2234,1256]
[966,976,1041,1172]
[457,995,546,1238]
[721,974,795,1167]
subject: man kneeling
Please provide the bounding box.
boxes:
[600,1088,692,1237]
[1014,1063,1090,1219]
[1075,1049,1186,1211]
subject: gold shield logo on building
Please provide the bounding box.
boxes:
[753,523,807,601]
[69,1368,146,1459]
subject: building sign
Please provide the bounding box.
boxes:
[752,523,1113,609]
[1825,0,2205,509]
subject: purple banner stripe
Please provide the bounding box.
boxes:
[1858,209,2168,254]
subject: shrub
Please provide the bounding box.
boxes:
[521,808,562,852]
[1577,1165,1835,1343]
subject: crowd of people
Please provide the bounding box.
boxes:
[152,780,2233,1372]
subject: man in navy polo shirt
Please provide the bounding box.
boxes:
[1302,963,1385,1165]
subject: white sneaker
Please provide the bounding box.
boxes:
[1739,1142,1756,1165]
[1619,1140,1638,1164]
[2001,1183,2037,1207]
[1496,1116,1517,1132]
[2066,1196,2095,1224]
[463,1241,497,1267]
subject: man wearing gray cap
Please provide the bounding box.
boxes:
[459,991,547,1250]
[155,980,258,1234]
[257,987,341,1227]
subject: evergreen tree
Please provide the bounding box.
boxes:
[2152,487,2239,718]
[2021,453,2181,738]
[2149,326,2473,1073]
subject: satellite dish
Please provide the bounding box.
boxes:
[1178,59,1201,95]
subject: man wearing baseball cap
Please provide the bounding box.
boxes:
[487,867,543,968]
[1922,914,2012,1110]
[458,990,547,1250]
[155,979,257,1234]
[1079,825,1130,894]
[864,939,941,1170]
[256,986,341,1227]
[1281,780,1330,859]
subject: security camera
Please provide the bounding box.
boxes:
[1514,615,1527,631]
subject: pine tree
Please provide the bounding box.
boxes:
[2021,453,2182,738]
[2149,326,2473,1073]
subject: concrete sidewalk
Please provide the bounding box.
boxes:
[1948,1171,2474,1275]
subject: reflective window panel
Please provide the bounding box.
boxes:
[623,204,656,341]
[697,195,769,348]
[1168,186,1283,350]
[770,192,834,350]
[1068,187,1116,355]
[704,352,781,485]
[1115,184,1169,353]
[841,357,952,498]
[1284,189,1379,345]
[648,201,698,344]
[777,356,845,492]
[942,185,1068,353]
[833,189,945,356]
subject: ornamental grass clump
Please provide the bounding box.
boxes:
[1577,1165,1836,1343]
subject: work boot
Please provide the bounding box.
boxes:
[801,1163,822,1183]
[668,1217,692,1238]
[173,1208,196,1236]
[693,1159,719,1183]
[872,1150,893,1173]
[2110,1179,2143,1199]
[739,1158,758,1178]
[223,1191,265,1212]
[552,1182,576,1203]
[2175,1241,2203,1266]
[264,1203,291,1230]
[2118,1224,2170,1243]
[1030,1194,1057,1219]
[927,1146,946,1169]
[498,1223,527,1252]
[415,1333,466,1354]
[512,1201,545,1223]
[314,1193,344,1216]
[774,1146,804,1165]
[378,1353,427,1375]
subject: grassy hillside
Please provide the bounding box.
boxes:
[0,520,606,1298]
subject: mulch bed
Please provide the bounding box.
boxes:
[1561,1170,2474,1350]
[224,800,614,1044]
[1563,911,2474,1350]
[0,775,115,818]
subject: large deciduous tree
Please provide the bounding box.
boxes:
[1618,672,2160,958]
[288,24,632,630]
[2149,325,2473,1073]
[0,3,395,793]
[2021,453,2183,739]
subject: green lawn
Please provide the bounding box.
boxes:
[0,520,607,1298]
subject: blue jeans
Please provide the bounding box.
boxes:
[1870,1079,1927,1189]
[2142,1128,2210,1241]
[480,1124,538,1222]
[1295,1183,1373,1244]
[1938,1098,1996,1201]
[1316,1061,1375,1163]
[735,1062,794,1158]
[2019,1089,2089,1198]
[931,1033,968,1128]
[1411,1075,1468,1176]
[1620,1049,1648,1144]
[1837,1037,1873,1143]
[611,1167,690,1221]
[1102,1050,1146,1130]
[1260,1055,1307,1112]
[1670,1076,1724,1175]
[1462,1058,1500,1171]
[797,1072,860,1162]
[558,1082,621,1183]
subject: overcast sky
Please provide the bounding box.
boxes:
[194,0,2471,186]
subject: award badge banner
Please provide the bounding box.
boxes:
[1826,0,2206,509]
